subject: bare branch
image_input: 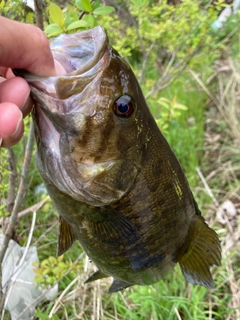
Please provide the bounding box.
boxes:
[34,0,44,31]
[0,196,50,228]
[139,42,156,85]
[6,148,17,213]
[196,166,219,207]
[0,120,35,310]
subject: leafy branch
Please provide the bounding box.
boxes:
[45,0,115,37]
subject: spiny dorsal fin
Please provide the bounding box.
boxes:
[178,215,221,288]
[58,217,76,256]
[85,270,108,284]
[109,279,132,293]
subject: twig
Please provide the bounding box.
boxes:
[139,42,155,85]
[34,220,58,247]
[6,148,17,213]
[18,195,49,218]
[48,252,85,318]
[196,167,219,207]
[34,0,44,31]
[188,68,220,107]
[174,307,182,320]
[0,120,35,311]
[0,196,50,227]
[49,276,81,318]
[145,54,187,99]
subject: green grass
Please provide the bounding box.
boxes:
[159,74,207,184]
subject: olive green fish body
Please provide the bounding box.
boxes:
[18,27,221,292]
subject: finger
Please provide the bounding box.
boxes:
[0,102,24,147]
[0,67,8,77]
[0,77,33,117]
[6,69,15,79]
[0,17,56,76]
[54,60,67,75]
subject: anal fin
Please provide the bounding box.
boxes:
[58,217,76,256]
[109,279,132,293]
[178,215,221,288]
[85,270,108,284]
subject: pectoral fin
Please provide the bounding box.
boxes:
[88,208,140,246]
[178,215,221,288]
[109,279,132,293]
[58,217,76,256]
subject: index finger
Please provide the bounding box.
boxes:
[0,17,56,77]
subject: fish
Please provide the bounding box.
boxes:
[16,26,221,293]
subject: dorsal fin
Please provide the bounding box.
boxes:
[57,217,76,256]
[85,269,108,284]
[108,279,132,293]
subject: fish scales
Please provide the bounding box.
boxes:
[16,26,221,292]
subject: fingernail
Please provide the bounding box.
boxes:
[54,60,66,75]
[21,96,33,118]
[10,113,23,139]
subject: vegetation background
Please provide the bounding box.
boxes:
[0,0,240,319]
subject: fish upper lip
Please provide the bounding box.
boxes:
[16,26,111,109]
[51,26,109,76]
[15,26,109,81]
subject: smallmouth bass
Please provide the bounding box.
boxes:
[17,27,221,292]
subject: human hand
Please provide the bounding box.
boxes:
[0,17,64,147]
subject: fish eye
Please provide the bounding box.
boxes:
[113,95,134,118]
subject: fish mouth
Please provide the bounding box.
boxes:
[51,26,109,75]
[20,27,111,147]
[15,26,110,99]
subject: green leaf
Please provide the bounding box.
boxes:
[131,0,149,8]
[93,6,115,16]
[81,0,93,12]
[49,3,64,25]
[43,268,51,275]
[64,16,76,29]
[158,100,170,109]
[0,0,5,9]
[174,104,188,110]
[46,276,55,284]
[49,256,57,264]
[67,11,79,21]
[64,11,80,29]
[36,309,51,320]
[75,0,85,11]
[82,14,97,28]
[92,0,101,10]
[44,24,63,37]
[66,20,87,31]
[52,267,62,275]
